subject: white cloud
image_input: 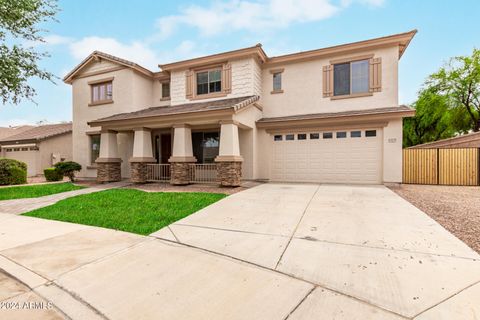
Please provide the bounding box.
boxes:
[69,37,160,69]
[68,37,200,70]
[155,0,384,39]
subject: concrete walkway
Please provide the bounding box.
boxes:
[0,181,130,215]
[0,184,479,319]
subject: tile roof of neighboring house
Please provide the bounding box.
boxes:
[257,105,414,123]
[0,123,72,144]
[409,131,480,149]
[0,125,34,140]
[88,96,260,125]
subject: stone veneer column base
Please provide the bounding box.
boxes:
[217,161,242,187]
[129,157,156,184]
[96,159,122,183]
[170,162,194,185]
[129,162,150,183]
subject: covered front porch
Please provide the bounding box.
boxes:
[87,96,261,187]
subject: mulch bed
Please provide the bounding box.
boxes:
[390,184,480,254]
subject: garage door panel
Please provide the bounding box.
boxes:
[271,129,382,184]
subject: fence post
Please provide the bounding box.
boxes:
[478,148,480,186]
[436,148,440,185]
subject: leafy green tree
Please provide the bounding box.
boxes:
[403,88,455,147]
[0,0,58,105]
[427,48,480,131]
[404,49,480,147]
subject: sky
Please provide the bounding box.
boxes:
[0,0,479,126]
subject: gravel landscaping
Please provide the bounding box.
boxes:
[390,184,480,254]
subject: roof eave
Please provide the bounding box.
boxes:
[265,29,418,66]
[159,45,267,71]
[87,108,235,127]
[256,109,415,129]
[63,51,154,84]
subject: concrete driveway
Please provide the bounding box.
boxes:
[1,184,479,319]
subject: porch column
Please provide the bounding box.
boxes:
[96,129,122,183]
[168,124,196,185]
[215,120,243,187]
[129,128,156,183]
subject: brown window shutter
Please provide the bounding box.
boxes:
[369,57,382,92]
[222,63,232,94]
[185,70,193,99]
[322,65,333,97]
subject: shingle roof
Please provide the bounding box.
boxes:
[89,96,260,125]
[0,123,72,144]
[257,105,414,123]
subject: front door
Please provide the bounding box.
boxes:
[160,134,172,164]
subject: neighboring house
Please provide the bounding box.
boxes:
[409,132,480,149]
[0,125,34,140]
[0,123,73,176]
[63,30,416,186]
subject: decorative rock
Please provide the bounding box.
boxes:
[217,161,242,187]
[97,162,121,183]
[130,162,154,184]
[170,162,193,185]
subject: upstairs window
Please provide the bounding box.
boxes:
[333,59,369,96]
[91,81,113,104]
[270,68,284,94]
[161,82,170,99]
[273,72,282,91]
[196,69,222,95]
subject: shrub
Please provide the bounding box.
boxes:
[0,158,27,185]
[54,161,82,182]
[44,168,63,181]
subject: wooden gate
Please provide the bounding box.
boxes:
[403,148,479,186]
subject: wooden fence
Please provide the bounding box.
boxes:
[403,148,479,186]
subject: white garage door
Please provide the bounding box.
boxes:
[271,129,383,184]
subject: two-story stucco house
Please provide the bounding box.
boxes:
[63,30,416,186]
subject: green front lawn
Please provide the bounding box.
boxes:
[0,183,85,201]
[23,189,226,235]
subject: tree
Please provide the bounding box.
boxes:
[0,0,58,105]
[403,88,470,147]
[427,48,480,131]
[403,49,479,147]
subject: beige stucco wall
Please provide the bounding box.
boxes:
[383,118,403,183]
[234,106,263,180]
[170,57,262,106]
[71,62,155,178]
[37,133,72,173]
[259,46,399,118]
